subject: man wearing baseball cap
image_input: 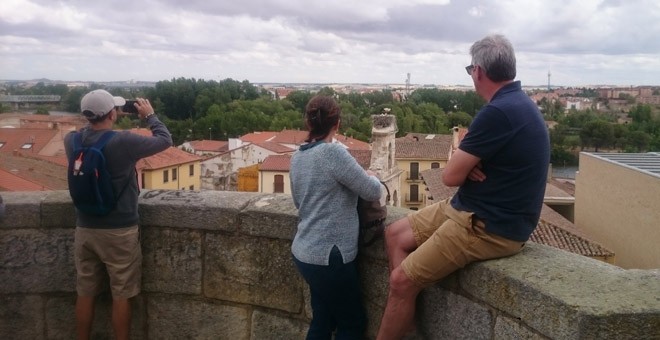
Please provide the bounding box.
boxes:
[64,89,173,340]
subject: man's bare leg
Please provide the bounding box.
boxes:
[75,295,95,340]
[377,217,422,339]
[384,217,417,272]
[376,267,422,340]
[111,298,131,340]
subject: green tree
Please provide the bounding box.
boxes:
[34,106,49,115]
[580,120,614,151]
[626,130,652,152]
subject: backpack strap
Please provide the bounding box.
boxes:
[92,131,117,150]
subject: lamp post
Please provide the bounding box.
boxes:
[209,127,212,140]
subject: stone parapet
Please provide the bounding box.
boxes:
[1,190,658,339]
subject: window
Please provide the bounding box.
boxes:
[21,143,33,149]
[189,164,194,176]
[431,162,440,169]
[274,175,284,193]
[0,142,5,149]
[410,184,419,202]
[172,168,178,181]
[163,170,169,183]
[141,173,145,189]
[189,185,194,190]
[410,162,419,180]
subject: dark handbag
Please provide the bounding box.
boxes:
[358,181,390,247]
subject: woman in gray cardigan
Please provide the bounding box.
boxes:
[290,95,382,339]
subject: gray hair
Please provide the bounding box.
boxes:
[470,34,516,82]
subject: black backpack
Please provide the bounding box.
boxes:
[67,131,117,215]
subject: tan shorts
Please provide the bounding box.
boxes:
[401,199,525,288]
[74,225,142,299]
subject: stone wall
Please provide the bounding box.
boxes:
[1,190,659,339]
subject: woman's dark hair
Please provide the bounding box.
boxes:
[304,95,341,143]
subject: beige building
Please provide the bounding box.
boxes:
[575,152,660,269]
[258,154,292,194]
[138,147,202,191]
[395,133,452,210]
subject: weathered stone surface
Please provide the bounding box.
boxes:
[0,295,44,339]
[138,189,252,231]
[141,227,203,294]
[3,191,660,340]
[494,315,547,340]
[203,233,302,313]
[0,191,41,228]
[0,228,75,293]
[250,309,308,340]
[240,194,298,240]
[418,287,492,340]
[45,294,146,339]
[147,295,249,339]
[460,243,660,340]
[41,190,76,228]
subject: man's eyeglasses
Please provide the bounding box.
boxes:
[465,64,476,75]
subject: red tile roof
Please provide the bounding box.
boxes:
[240,131,279,144]
[0,152,68,191]
[138,146,202,170]
[0,168,51,191]
[396,134,452,159]
[255,141,295,154]
[241,130,371,151]
[260,154,292,171]
[0,128,59,155]
[190,140,228,152]
[347,149,373,170]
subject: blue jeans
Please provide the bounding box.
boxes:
[293,247,367,340]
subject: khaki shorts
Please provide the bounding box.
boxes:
[74,225,142,299]
[401,199,525,288]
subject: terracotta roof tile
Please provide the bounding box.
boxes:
[190,140,228,152]
[0,152,68,190]
[260,154,292,171]
[255,141,295,153]
[396,134,451,159]
[0,168,50,191]
[0,128,59,155]
[241,130,371,151]
[420,168,456,201]
[347,149,372,169]
[138,147,203,170]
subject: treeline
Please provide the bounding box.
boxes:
[3,78,659,166]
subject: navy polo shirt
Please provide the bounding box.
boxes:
[450,81,550,242]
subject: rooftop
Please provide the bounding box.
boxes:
[587,152,660,178]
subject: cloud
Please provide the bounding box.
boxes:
[0,0,659,85]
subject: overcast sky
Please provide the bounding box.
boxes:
[1,0,659,87]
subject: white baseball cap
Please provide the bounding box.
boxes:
[80,89,126,119]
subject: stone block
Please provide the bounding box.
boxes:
[141,227,203,294]
[460,243,660,339]
[251,309,308,340]
[0,191,41,228]
[41,190,76,228]
[138,190,252,231]
[203,233,302,313]
[0,295,44,339]
[45,294,146,339]
[418,287,492,340]
[147,295,249,339]
[494,315,546,340]
[0,228,75,293]
[239,194,298,240]
[358,255,389,308]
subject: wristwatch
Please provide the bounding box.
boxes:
[143,112,155,120]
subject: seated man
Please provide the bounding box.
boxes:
[376,34,550,340]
